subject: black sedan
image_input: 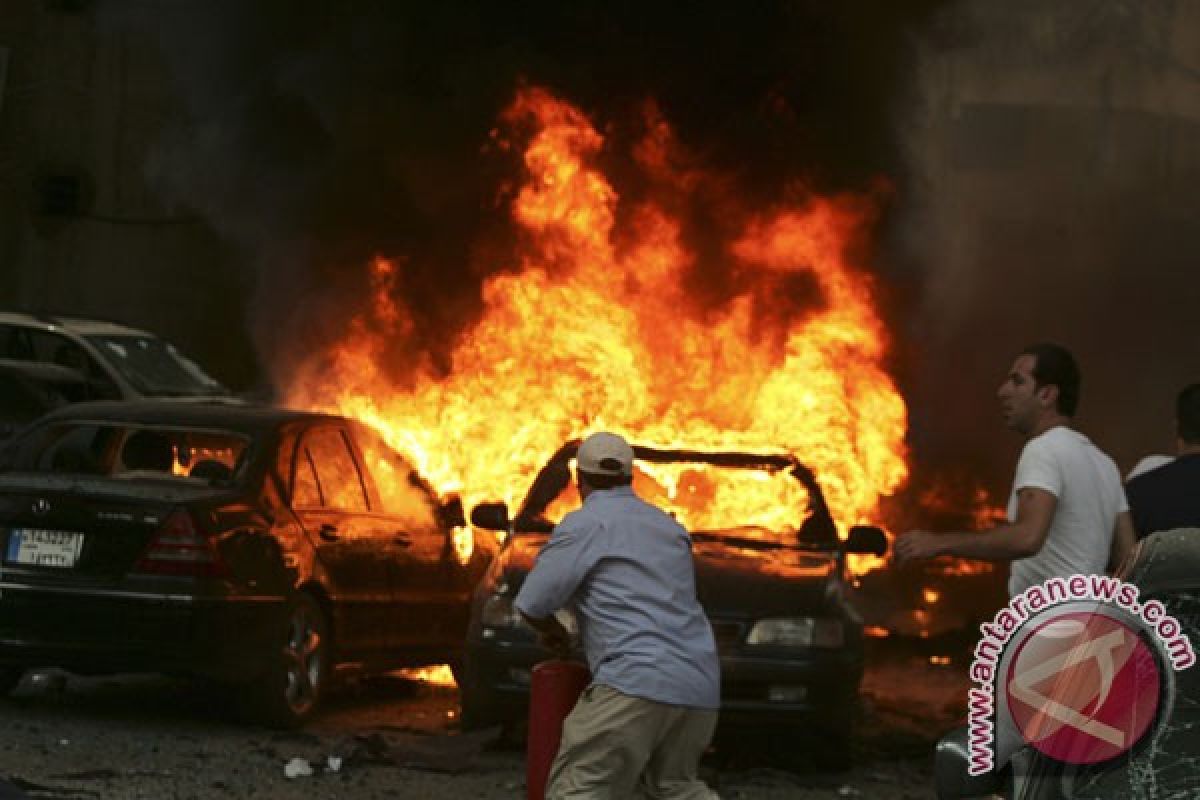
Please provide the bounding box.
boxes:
[0,401,489,726]
[459,441,886,757]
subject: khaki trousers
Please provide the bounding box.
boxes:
[545,684,719,800]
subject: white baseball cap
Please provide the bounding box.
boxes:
[576,432,634,477]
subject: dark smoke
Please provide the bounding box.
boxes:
[97,0,944,383]
[96,1,1197,510]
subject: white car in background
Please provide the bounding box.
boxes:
[0,312,233,404]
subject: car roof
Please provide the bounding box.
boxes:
[32,400,340,434]
[0,311,153,338]
[554,439,802,471]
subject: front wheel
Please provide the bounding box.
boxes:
[244,592,330,728]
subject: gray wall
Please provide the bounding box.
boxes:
[0,1,258,391]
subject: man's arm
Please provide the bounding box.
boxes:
[1109,510,1137,576]
[513,520,592,655]
[894,487,1057,564]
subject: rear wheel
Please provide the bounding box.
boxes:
[245,592,329,728]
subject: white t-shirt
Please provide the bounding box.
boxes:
[1006,426,1129,597]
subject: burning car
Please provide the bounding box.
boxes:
[0,401,487,726]
[459,440,887,754]
[0,312,232,402]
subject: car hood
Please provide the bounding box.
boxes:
[496,533,839,617]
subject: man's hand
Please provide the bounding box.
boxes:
[894,530,943,565]
[537,617,572,658]
[520,611,572,658]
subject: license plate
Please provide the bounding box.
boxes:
[6,528,85,568]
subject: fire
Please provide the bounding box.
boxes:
[283,87,908,574]
[398,664,457,689]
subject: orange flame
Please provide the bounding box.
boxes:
[283,87,908,575]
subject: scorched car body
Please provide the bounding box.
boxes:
[0,401,488,726]
[460,441,887,760]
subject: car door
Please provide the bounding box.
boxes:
[347,424,464,648]
[290,424,398,655]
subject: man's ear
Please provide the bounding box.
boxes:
[1037,384,1059,409]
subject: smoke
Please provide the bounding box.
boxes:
[94,1,1197,502]
[890,0,1200,491]
[96,0,944,384]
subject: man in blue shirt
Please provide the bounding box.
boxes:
[515,431,720,799]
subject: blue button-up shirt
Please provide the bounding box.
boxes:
[514,485,720,710]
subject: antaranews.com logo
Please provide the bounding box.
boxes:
[966,574,1195,776]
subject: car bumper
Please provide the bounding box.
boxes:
[466,633,863,724]
[0,580,286,682]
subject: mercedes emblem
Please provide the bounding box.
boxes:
[31,498,51,515]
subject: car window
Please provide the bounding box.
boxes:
[1,421,251,484]
[291,446,323,508]
[351,424,438,528]
[304,427,368,512]
[533,457,818,546]
[0,326,121,399]
[84,334,227,398]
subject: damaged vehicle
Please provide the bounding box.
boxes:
[0,401,489,726]
[460,440,887,760]
[0,359,89,444]
[0,312,232,402]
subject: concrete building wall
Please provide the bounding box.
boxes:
[0,0,258,390]
[899,0,1200,474]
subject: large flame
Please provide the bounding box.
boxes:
[284,87,908,574]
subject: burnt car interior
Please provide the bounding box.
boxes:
[473,441,886,556]
[2,422,250,486]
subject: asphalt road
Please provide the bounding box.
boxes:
[0,638,968,799]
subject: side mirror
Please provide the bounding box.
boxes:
[845,525,888,556]
[470,501,511,532]
[439,495,466,529]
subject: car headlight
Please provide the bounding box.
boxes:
[481,594,526,628]
[746,617,844,648]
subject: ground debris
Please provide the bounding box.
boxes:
[343,727,500,774]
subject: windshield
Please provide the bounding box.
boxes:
[85,334,228,397]
[528,455,832,547]
[1,421,252,486]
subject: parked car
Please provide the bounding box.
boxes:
[0,401,489,726]
[0,359,89,444]
[934,527,1200,799]
[460,440,887,758]
[0,312,232,401]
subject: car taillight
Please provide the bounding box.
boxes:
[132,509,227,578]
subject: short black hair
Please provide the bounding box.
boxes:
[577,470,633,490]
[1021,342,1081,417]
[1177,383,1200,444]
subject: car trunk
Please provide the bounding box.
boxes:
[0,474,223,582]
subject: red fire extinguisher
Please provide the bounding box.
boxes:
[526,659,591,800]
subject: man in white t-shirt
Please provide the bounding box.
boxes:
[895,343,1136,596]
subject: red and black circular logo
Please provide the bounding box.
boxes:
[1005,610,1163,766]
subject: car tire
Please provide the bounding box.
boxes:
[245,592,329,729]
[0,667,24,697]
[457,653,501,731]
